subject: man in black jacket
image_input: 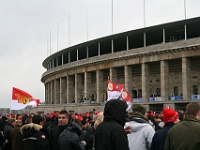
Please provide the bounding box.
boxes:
[58,121,86,150]
[20,115,49,150]
[48,110,70,150]
[95,99,129,150]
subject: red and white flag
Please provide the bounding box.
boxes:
[11,87,40,110]
[120,88,132,111]
[107,80,132,111]
[107,79,124,91]
[107,80,124,101]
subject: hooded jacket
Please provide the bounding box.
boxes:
[20,123,50,150]
[125,117,155,150]
[58,122,85,150]
[95,99,129,150]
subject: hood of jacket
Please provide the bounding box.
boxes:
[67,122,82,136]
[104,99,128,126]
[20,123,43,138]
[126,117,151,132]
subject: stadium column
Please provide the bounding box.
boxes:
[109,68,117,83]
[75,74,83,103]
[142,63,149,102]
[160,60,169,101]
[45,82,49,104]
[47,82,50,104]
[96,70,103,103]
[50,81,53,104]
[124,65,132,98]
[84,72,91,100]
[67,75,75,103]
[182,57,191,100]
[60,77,67,104]
[55,79,60,104]
[52,80,55,104]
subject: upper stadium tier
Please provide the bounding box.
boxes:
[40,17,200,112]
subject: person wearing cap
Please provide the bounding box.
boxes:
[95,99,129,150]
[124,103,155,150]
[165,102,200,150]
[150,108,180,150]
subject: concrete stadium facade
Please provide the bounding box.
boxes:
[36,17,200,113]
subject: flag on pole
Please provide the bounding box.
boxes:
[120,88,132,111]
[107,80,124,101]
[107,80,132,111]
[11,87,40,110]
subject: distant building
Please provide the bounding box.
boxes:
[0,108,10,115]
[40,17,200,113]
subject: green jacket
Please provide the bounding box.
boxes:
[164,117,200,150]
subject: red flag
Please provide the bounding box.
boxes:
[121,88,132,111]
[11,87,40,110]
[12,87,33,104]
[121,88,132,102]
[107,80,124,91]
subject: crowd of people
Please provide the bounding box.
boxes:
[0,100,200,150]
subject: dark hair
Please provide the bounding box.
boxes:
[59,110,68,117]
[32,115,43,125]
[186,102,200,118]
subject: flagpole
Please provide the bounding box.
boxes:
[49,29,52,55]
[47,34,49,57]
[10,87,13,116]
[68,15,71,46]
[184,0,186,20]
[86,6,89,41]
[143,0,146,27]
[111,0,113,34]
[57,22,59,51]
[184,0,187,40]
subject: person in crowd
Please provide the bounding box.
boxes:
[95,99,129,150]
[124,104,155,150]
[150,108,180,150]
[84,111,103,150]
[177,109,185,121]
[164,102,200,150]
[48,110,69,150]
[0,116,8,150]
[20,115,49,150]
[10,119,22,150]
[153,112,163,131]
[85,115,103,150]
[58,119,86,150]
[79,118,89,141]
[3,118,15,150]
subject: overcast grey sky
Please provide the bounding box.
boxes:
[0,0,200,108]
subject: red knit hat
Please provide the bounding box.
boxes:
[162,108,179,123]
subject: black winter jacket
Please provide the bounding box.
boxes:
[95,99,129,150]
[58,122,85,150]
[20,123,50,150]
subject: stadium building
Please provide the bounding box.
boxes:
[38,17,200,113]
